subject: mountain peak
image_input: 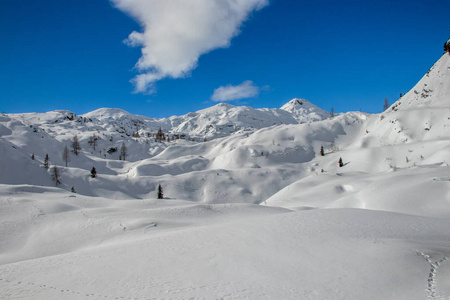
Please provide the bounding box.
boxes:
[82,108,134,119]
[286,98,307,106]
[281,98,329,122]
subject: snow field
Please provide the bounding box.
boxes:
[1,190,450,299]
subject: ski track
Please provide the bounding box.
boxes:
[418,252,449,299]
[0,277,142,300]
[0,276,255,300]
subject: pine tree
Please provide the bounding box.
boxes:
[72,135,81,155]
[44,154,49,169]
[320,145,325,156]
[71,186,76,193]
[31,153,35,160]
[156,128,165,142]
[157,184,164,199]
[120,143,127,161]
[90,167,97,178]
[62,145,70,167]
[51,166,61,186]
[338,157,344,167]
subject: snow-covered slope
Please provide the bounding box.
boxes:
[266,50,450,212]
[391,50,450,111]
[1,189,450,299]
[1,42,450,299]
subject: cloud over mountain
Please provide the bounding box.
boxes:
[111,0,268,94]
[211,80,260,102]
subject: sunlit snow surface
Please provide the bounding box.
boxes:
[1,52,450,299]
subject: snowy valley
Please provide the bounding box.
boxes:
[1,46,450,299]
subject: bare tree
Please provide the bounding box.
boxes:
[330,107,335,118]
[51,165,61,186]
[62,145,70,167]
[72,135,81,155]
[88,134,98,150]
[383,97,389,111]
[329,141,339,153]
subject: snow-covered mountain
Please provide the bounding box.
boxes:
[8,99,329,145]
[280,98,330,122]
[1,47,449,200]
[1,42,450,299]
[81,99,330,140]
[390,49,450,111]
[168,102,300,139]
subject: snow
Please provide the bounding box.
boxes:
[1,50,450,299]
[392,52,450,111]
[281,98,330,122]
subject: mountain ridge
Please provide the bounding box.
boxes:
[9,98,330,141]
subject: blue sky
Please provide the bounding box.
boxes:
[1,0,449,118]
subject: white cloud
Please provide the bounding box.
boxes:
[111,0,269,94]
[211,80,260,102]
[123,31,144,48]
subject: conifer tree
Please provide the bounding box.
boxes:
[120,142,127,161]
[90,167,97,178]
[72,135,81,155]
[62,145,70,167]
[44,154,49,169]
[339,157,344,167]
[51,165,61,186]
[31,153,35,160]
[157,184,164,199]
[156,128,165,142]
[320,145,324,156]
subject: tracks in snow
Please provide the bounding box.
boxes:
[0,277,142,300]
[418,252,448,299]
